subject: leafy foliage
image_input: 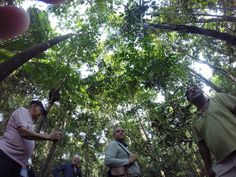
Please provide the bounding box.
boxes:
[0,0,235,177]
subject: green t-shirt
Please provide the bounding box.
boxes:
[192,93,236,162]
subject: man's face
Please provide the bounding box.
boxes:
[114,127,125,141]
[187,86,204,103]
[72,155,80,166]
[31,105,43,121]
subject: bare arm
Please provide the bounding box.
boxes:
[198,141,215,177]
[18,126,62,141]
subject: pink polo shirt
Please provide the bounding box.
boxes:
[0,107,35,166]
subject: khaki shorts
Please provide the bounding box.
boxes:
[212,152,236,177]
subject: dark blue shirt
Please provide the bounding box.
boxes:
[53,162,82,177]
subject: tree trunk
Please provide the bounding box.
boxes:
[0,33,75,82]
[154,12,236,23]
[148,23,236,45]
[39,121,67,177]
[187,67,222,92]
[187,55,236,84]
[195,17,236,23]
[39,142,58,177]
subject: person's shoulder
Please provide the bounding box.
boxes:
[15,107,27,111]
[109,140,118,144]
[105,140,119,152]
[64,162,71,165]
[212,93,228,101]
[59,162,70,167]
[19,107,28,110]
[107,140,119,147]
[214,92,225,97]
[12,107,28,114]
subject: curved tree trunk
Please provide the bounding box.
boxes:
[154,12,236,23]
[195,17,236,23]
[187,67,222,92]
[148,23,236,45]
[187,55,236,84]
[0,33,75,82]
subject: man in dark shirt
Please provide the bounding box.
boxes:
[53,154,82,177]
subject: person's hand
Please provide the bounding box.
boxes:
[128,154,138,164]
[207,168,215,177]
[50,131,63,141]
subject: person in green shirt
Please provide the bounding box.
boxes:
[186,85,236,177]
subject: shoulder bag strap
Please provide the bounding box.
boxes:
[117,142,130,177]
[117,142,131,155]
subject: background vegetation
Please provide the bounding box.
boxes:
[0,0,235,176]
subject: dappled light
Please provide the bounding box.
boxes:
[0,0,235,177]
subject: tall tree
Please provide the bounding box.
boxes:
[0,33,75,82]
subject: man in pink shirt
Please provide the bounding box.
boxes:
[0,100,63,177]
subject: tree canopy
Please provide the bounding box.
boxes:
[0,0,235,177]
